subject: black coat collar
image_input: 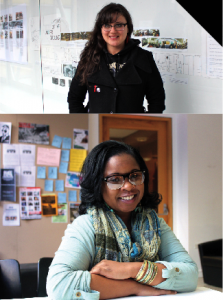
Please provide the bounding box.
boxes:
[88,47,152,87]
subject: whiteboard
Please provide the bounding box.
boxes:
[0,0,222,113]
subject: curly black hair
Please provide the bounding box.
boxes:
[79,140,162,215]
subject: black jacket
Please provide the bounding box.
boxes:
[68,39,165,113]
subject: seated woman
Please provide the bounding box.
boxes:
[47,141,198,299]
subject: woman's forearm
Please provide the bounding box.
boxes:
[90,274,138,299]
[90,273,176,299]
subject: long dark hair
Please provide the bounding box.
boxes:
[79,140,162,215]
[75,3,133,85]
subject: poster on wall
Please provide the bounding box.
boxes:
[65,171,81,189]
[3,203,20,226]
[0,168,16,202]
[0,4,28,63]
[41,193,58,216]
[19,187,41,220]
[18,123,50,144]
[0,122,11,144]
[52,203,67,223]
[73,129,88,150]
[70,202,80,223]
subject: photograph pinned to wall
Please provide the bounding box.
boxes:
[65,171,81,189]
[133,28,160,37]
[52,203,67,223]
[0,168,16,202]
[70,202,80,223]
[62,64,76,78]
[60,79,65,87]
[41,193,58,216]
[18,122,49,144]
[0,122,11,143]
[3,203,20,226]
[73,129,88,150]
[19,187,41,220]
[141,37,188,50]
[52,77,58,85]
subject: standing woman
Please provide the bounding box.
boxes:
[68,3,165,113]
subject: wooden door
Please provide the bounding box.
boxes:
[99,114,172,229]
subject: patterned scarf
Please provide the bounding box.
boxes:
[87,206,161,267]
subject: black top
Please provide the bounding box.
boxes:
[68,39,165,113]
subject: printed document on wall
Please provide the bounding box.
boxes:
[3,203,20,226]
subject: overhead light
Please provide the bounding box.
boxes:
[136,137,147,142]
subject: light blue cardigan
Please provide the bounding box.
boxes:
[46,214,198,300]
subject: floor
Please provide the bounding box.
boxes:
[197,277,222,293]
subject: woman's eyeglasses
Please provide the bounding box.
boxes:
[104,170,145,190]
[102,23,127,32]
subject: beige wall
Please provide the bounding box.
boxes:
[188,114,222,274]
[0,114,88,263]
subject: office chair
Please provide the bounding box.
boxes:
[0,259,23,299]
[198,239,222,288]
[37,257,53,297]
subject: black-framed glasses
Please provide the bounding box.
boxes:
[102,23,128,32]
[104,170,145,190]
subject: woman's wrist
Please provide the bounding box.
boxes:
[126,262,145,279]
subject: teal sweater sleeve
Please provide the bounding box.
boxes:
[46,215,198,299]
[154,217,198,292]
[46,214,99,300]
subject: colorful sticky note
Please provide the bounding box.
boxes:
[59,161,68,174]
[61,150,70,161]
[69,190,77,202]
[55,180,64,191]
[44,180,53,191]
[52,135,62,148]
[58,193,67,203]
[37,166,46,179]
[48,167,57,179]
[62,137,71,149]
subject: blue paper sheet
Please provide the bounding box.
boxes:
[55,180,64,191]
[52,135,62,148]
[59,161,68,174]
[61,149,70,161]
[58,193,67,203]
[69,190,77,202]
[37,166,46,179]
[44,180,53,191]
[62,137,72,149]
[48,167,57,179]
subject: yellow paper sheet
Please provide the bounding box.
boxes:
[69,149,87,172]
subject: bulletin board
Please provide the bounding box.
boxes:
[0,0,222,113]
[0,114,88,263]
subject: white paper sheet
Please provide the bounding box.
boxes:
[207,34,223,79]
[3,203,20,226]
[3,144,20,166]
[19,144,36,165]
[20,166,36,187]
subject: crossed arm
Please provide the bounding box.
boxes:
[90,260,176,299]
[46,215,198,300]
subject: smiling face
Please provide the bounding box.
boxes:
[101,14,129,55]
[102,153,144,223]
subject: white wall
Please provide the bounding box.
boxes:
[188,114,222,276]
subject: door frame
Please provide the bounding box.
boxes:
[99,114,173,229]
